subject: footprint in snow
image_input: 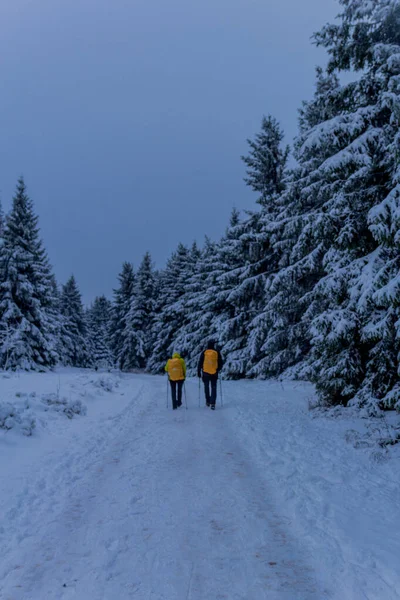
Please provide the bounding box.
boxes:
[130,495,143,505]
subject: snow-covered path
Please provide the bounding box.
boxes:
[1,371,399,599]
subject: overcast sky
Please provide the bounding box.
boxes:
[0,0,339,303]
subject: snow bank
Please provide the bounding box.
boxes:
[0,368,126,439]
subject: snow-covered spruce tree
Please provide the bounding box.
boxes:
[218,117,290,378]
[306,0,400,408]
[122,252,156,370]
[247,70,345,382]
[59,275,91,367]
[246,0,400,406]
[242,115,289,207]
[110,262,135,370]
[174,118,291,380]
[148,243,196,373]
[204,209,249,378]
[88,295,114,369]
[0,200,4,239]
[48,274,64,363]
[0,178,58,370]
[173,139,287,381]
[173,237,224,372]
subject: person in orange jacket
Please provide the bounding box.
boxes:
[197,340,223,410]
[165,352,186,410]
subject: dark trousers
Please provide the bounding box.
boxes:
[170,380,184,409]
[203,374,217,406]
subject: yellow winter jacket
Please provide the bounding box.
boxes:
[165,353,186,381]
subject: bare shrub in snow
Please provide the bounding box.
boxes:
[344,429,360,445]
[378,433,400,449]
[345,428,375,450]
[353,439,374,450]
[344,418,400,453]
[41,393,87,419]
[370,450,389,464]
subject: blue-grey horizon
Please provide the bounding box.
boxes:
[0,0,339,303]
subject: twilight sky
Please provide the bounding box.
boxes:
[0,0,339,303]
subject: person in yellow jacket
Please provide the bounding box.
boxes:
[165,352,186,410]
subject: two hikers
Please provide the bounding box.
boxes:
[165,352,186,410]
[165,341,223,410]
[197,340,223,410]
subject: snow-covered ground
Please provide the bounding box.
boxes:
[0,369,399,600]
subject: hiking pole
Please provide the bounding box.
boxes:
[219,378,224,407]
[198,377,201,408]
[166,377,169,409]
[184,382,188,410]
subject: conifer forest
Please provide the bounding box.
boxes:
[1,0,400,415]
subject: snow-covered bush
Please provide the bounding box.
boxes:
[41,393,87,419]
[0,402,36,436]
[17,392,38,413]
[307,395,329,411]
[0,402,17,430]
[344,417,400,452]
[19,413,36,436]
[92,376,119,393]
